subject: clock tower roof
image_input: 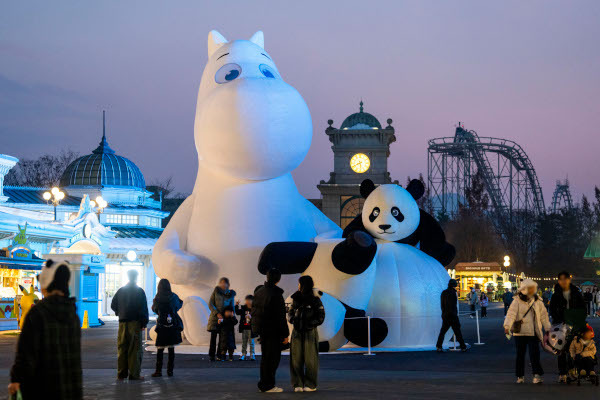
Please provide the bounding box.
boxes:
[340,101,382,130]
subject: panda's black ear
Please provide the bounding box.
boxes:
[406,179,425,200]
[360,179,376,198]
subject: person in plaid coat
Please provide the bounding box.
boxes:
[8,260,82,400]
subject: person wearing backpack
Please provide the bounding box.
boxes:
[503,279,551,384]
[288,275,325,392]
[151,279,183,377]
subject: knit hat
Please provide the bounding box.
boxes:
[38,259,71,294]
[518,278,538,295]
[582,323,595,338]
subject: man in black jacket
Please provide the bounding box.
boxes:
[549,270,586,382]
[436,279,467,351]
[252,268,289,393]
[111,269,149,381]
[9,260,82,400]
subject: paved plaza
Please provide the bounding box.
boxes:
[1,303,598,399]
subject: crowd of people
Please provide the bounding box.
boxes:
[6,259,600,398]
[7,263,325,398]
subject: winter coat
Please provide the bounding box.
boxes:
[111,282,149,327]
[251,281,289,340]
[288,291,325,332]
[440,287,459,319]
[235,304,252,333]
[480,295,489,308]
[152,292,183,347]
[10,295,82,400]
[549,283,586,325]
[504,294,551,340]
[207,287,236,332]
[583,291,594,303]
[218,316,238,351]
[502,291,514,305]
[569,336,597,359]
[467,291,479,305]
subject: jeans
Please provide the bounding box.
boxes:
[290,329,319,389]
[504,303,511,316]
[515,336,543,377]
[470,304,476,316]
[242,330,255,356]
[436,316,466,349]
[481,307,487,317]
[258,335,282,392]
[117,321,143,379]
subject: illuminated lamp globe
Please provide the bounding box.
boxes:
[90,200,96,208]
[57,192,65,200]
[43,192,52,201]
[51,187,59,195]
[126,250,137,262]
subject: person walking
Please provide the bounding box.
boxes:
[207,277,236,361]
[8,260,82,400]
[111,269,149,381]
[549,270,587,383]
[436,279,468,351]
[151,279,183,377]
[480,292,489,318]
[252,268,289,393]
[503,279,551,384]
[289,276,325,392]
[595,288,600,317]
[502,287,514,316]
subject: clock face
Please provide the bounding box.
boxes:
[350,153,370,173]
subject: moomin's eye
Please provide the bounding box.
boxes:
[215,63,242,84]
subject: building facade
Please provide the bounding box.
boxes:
[0,117,169,328]
[317,101,398,228]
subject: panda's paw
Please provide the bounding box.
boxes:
[344,317,388,347]
[332,231,377,275]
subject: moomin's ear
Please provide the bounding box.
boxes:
[207,30,228,57]
[249,31,264,49]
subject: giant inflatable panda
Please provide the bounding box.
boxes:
[152,30,341,346]
[258,179,454,350]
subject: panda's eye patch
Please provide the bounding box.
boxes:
[391,207,404,222]
[369,207,380,222]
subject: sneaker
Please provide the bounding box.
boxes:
[294,387,304,392]
[579,370,587,377]
[516,377,525,384]
[264,387,284,393]
[129,376,145,381]
[303,387,317,392]
[558,375,567,383]
[151,371,162,378]
[240,355,246,361]
[251,355,256,361]
[590,371,596,376]
[436,347,444,352]
[533,374,543,384]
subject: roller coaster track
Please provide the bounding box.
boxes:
[428,126,546,266]
[551,180,573,214]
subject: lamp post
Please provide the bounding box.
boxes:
[90,196,108,217]
[43,187,65,221]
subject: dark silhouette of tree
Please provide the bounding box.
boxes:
[4,149,79,187]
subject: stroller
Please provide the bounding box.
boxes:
[569,325,598,386]
[544,323,598,386]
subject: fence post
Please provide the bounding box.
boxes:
[475,310,485,345]
[364,315,375,356]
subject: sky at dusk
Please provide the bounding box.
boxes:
[1,1,599,203]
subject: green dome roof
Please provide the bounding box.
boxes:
[340,101,382,130]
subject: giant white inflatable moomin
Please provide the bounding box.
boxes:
[152,30,341,345]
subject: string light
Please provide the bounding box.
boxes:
[504,272,563,281]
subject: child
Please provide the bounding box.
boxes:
[480,292,489,318]
[236,295,255,360]
[218,306,238,361]
[569,324,597,378]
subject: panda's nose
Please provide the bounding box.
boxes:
[379,224,391,231]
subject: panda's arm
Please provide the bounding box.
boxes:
[341,213,368,238]
[417,210,456,266]
[257,242,318,275]
[332,231,377,275]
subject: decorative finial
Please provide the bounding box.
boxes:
[359,100,364,113]
[327,119,333,127]
[92,109,115,155]
[102,110,106,140]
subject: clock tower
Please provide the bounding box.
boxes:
[317,101,398,228]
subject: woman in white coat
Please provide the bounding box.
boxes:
[503,279,551,384]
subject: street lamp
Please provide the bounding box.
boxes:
[90,196,108,216]
[503,255,510,268]
[43,187,65,221]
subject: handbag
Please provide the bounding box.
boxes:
[512,301,535,334]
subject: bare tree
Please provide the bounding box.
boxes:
[4,149,79,187]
